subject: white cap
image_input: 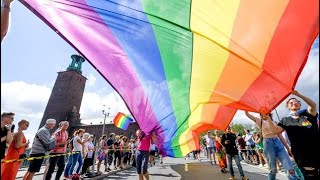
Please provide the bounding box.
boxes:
[83,133,90,140]
[46,119,56,124]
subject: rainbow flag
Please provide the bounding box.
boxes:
[21,0,318,157]
[113,112,133,130]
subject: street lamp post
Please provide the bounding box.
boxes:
[102,107,110,137]
[92,106,110,173]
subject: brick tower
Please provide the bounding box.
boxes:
[39,55,87,133]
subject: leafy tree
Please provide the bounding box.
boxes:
[231,123,246,136]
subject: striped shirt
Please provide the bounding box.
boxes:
[51,130,68,153]
[30,125,56,154]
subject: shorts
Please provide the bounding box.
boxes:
[28,153,45,172]
[150,150,156,156]
[256,148,263,153]
[136,150,149,174]
[246,145,256,155]
[207,146,216,154]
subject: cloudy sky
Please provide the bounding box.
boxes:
[1,2,319,143]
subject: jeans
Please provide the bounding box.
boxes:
[64,152,82,176]
[45,153,65,180]
[263,138,297,180]
[64,154,73,177]
[68,152,83,175]
[227,154,245,177]
[136,150,149,174]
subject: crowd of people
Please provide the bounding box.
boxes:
[190,90,319,180]
[0,115,160,180]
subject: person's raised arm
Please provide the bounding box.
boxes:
[264,114,284,134]
[1,0,13,42]
[151,132,157,144]
[292,90,317,116]
[245,111,259,122]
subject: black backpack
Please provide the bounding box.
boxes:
[67,137,74,151]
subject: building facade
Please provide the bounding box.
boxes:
[72,123,140,141]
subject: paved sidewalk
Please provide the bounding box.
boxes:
[15,154,288,180]
[104,156,288,180]
[15,160,131,180]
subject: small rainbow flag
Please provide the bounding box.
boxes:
[113,112,133,130]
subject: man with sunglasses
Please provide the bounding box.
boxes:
[0,112,15,159]
[267,90,319,179]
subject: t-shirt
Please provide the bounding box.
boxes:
[114,141,120,155]
[137,134,151,151]
[203,135,215,147]
[245,133,254,146]
[106,138,114,152]
[51,130,68,153]
[72,136,82,151]
[84,141,94,158]
[0,127,8,159]
[237,137,246,150]
[278,109,319,157]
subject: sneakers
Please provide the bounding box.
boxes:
[241,176,249,180]
[105,167,111,172]
[220,168,227,173]
[229,176,235,180]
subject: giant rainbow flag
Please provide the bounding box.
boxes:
[21,0,318,157]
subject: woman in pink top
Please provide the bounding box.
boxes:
[135,129,157,180]
[43,121,69,180]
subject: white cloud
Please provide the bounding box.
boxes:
[86,73,97,87]
[1,81,51,144]
[1,81,51,115]
[79,91,129,120]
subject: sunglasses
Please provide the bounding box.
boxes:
[288,101,300,105]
